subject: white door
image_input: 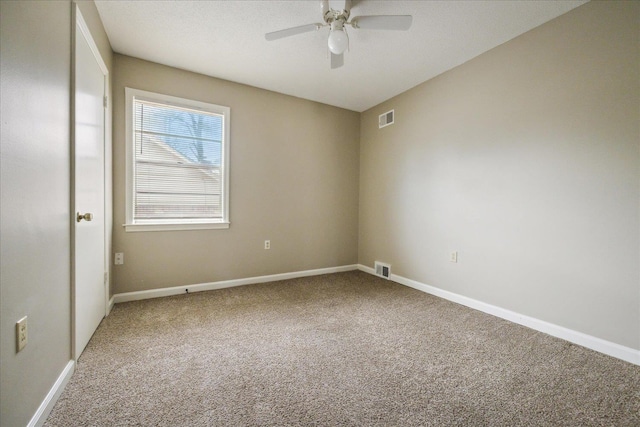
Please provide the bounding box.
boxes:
[74,11,107,359]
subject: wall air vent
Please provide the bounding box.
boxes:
[374,261,391,279]
[378,110,394,128]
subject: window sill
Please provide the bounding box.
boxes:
[123,222,230,232]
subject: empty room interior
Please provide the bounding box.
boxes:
[1,0,639,426]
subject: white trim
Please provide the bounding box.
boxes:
[28,360,75,427]
[106,295,115,316]
[124,221,230,232]
[113,264,359,303]
[75,8,108,75]
[358,264,376,275]
[103,71,111,321]
[357,264,640,366]
[124,87,231,230]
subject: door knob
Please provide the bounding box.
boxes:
[76,212,93,222]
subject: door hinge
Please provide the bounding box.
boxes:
[103,96,108,108]
[104,272,108,284]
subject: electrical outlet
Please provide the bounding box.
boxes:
[450,251,458,263]
[264,240,270,250]
[114,252,124,265]
[16,316,27,352]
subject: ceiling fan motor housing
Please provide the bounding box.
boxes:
[322,0,351,24]
[265,0,411,69]
[324,9,350,24]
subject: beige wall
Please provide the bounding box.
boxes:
[1,2,637,424]
[0,1,113,426]
[112,55,360,293]
[1,2,72,425]
[359,1,640,350]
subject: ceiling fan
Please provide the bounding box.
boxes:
[265,0,412,69]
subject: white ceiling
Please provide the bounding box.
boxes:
[95,0,587,112]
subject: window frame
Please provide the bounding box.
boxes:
[124,87,230,232]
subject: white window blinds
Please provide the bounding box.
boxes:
[131,95,228,225]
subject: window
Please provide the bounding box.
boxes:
[124,88,230,231]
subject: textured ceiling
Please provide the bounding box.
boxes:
[95,0,587,112]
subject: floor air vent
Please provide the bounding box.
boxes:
[374,261,391,279]
[379,110,394,128]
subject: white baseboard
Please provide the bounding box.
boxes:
[357,264,640,366]
[358,264,376,275]
[28,360,75,427]
[113,264,359,304]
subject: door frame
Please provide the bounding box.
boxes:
[71,4,111,360]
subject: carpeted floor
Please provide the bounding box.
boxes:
[45,271,639,426]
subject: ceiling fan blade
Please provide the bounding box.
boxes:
[265,23,322,41]
[350,15,413,31]
[331,52,344,69]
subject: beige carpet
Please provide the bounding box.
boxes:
[45,271,639,426]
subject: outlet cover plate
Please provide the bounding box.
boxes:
[16,316,27,352]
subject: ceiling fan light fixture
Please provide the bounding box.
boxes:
[328,20,348,55]
[264,1,413,69]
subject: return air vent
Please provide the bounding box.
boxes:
[378,110,394,128]
[374,261,391,279]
